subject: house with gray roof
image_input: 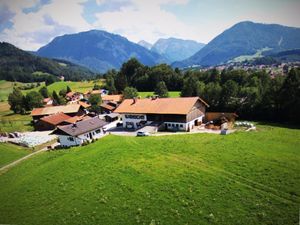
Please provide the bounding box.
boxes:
[53,116,108,147]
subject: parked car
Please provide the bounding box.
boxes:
[136,131,150,137]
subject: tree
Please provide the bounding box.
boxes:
[88,94,102,106]
[202,82,222,109]
[45,75,56,86]
[52,91,61,105]
[66,86,72,93]
[105,72,117,94]
[93,84,101,90]
[59,89,67,97]
[220,80,239,110]
[123,87,138,99]
[120,58,143,85]
[88,94,102,114]
[39,86,49,98]
[181,75,200,97]
[279,68,300,123]
[8,88,26,114]
[24,91,43,111]
[115,72,128,92]
[154,81,169,98]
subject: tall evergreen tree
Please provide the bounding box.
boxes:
[66,86,72,93]
[154,81,169,98]
[39,86,49,98]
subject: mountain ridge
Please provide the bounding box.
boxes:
[151,37,205,62]
[36,30,166,73]
[173,21,300,67]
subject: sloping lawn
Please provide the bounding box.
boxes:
[0,124,299,225]
[138,91,180,98]
[24,80,104,94]
[0,143,31,167]
[0,102,33,133]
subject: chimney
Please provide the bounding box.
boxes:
[133,97,137,104]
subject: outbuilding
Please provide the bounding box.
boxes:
[53,116,108,147]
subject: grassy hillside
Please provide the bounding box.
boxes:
[0,124,299,225]
[0,143,31,167]
[0,102,33,133]
[138,91,180,98]
[24,80,104,95]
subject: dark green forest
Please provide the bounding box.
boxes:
[104,58,300,124]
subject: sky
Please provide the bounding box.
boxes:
[0,0,300,51]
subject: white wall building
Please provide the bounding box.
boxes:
[115,97,209,132]
[53,116,108,147]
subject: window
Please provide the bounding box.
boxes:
[176,124,179,127]
[68,137,74,142]
[168,123,171,127]
[172,124,175,127]
[95,129,101,134]
[180,124,183,128]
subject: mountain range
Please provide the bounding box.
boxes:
[138,40,153,50]
[36,30,166,73]
[151,38,205,62]
[4,21,300,75]
[174,21,300,67]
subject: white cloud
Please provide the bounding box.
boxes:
[0,0,92,50]
[92,0,198,44]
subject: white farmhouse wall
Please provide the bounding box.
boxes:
[122,114,147,129]
[58,128,105,147]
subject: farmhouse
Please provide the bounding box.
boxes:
[53,116,108,147]
[31,104,85,121]
[114,97,209,131]
[34,112,71,131]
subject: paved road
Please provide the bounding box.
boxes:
[0,148,48,174]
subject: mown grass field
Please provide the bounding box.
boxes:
[0,143,31,167]
[138,91,180,98]
[23,80,104,95]
[0,124,299,225]
[0,80,104,101]
[0,102,33,133]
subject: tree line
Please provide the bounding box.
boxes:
[104,58,300,124]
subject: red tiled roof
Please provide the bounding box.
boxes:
[102,95,123,102]
[115,97,209,115]
[31,104,81,116]
[40,112,71,125]
[100,103,116,111]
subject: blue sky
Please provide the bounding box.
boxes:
[0,0,299,50]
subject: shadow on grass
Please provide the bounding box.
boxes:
[256,121,300,130]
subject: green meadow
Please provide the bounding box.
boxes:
[0,124,299,225]
[138,91,180,98]
[0,143,31,167]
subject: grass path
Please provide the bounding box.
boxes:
[0,148,47,174]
